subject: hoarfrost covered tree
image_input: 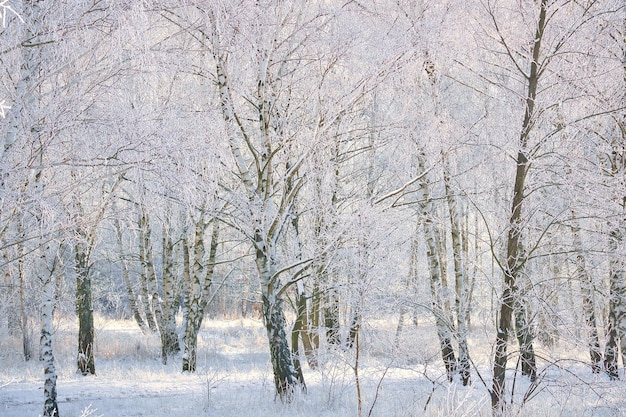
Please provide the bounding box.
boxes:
[474,0,625,411]
[489,1,545,402]
[181,210,220,372]
[39,242,62,417]
[596,2,626,379]
[1,0,139,411]
[180,0,403,399]
[202,2,331,398]
[376,0,481,385]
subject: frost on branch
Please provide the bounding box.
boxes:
[0,100,10,118]
[0,1,21,118]
[0,0,22,28]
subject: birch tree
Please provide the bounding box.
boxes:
[205,3,312,397]
[196,1,398,398]
[182,212,220,372]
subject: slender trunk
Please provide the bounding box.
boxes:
[140,212,161,331]
[435,227,453,317]
[287,170,317,370]
[310,281,321,349]
[571,219,602,372]
[424,221,457,381]
[18,239,34,361]
[4,248,20,336]
[76,238,95,376]
[41,264,59,417]
[138,212,157,332]
[514,295,536,378]
[323,276,341,347]
[115,219,147,333]
[294,281,318,369]
[491,1,545,411]
[183,219,219,372]
[160,227,180,363]
[346,304,361,349]
[604,227,625,380]
[291,285,307,387]
[417,151,457,381]
[443,155,471,385]
[397,229,421,348]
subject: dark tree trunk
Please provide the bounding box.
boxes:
[291,296,306,387]
[514,298,536,379]
[604,228,625,380]
[323,281,341,346]
[76,240,95,376]
[491,0,546,410]
[264,292,301,400]
[571,217,603,372]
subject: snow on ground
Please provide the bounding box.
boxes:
[1,316,626,417]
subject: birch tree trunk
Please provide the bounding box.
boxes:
[160,226,181,364]
[182,218,219,373]
[1,1,41,160]
[395,231,420,348]
[208,6,304,398]
[138,209,181,365]
[137,210,158,333]
[443,154,471,385]
[18,233,35,361]
[417,151,457,381]
[40,252,59,417]
[114,217,147,333]
[257,237,301,400]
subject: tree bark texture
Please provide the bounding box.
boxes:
[257,230,301,400]
[41,266,59,417]
[75,237,95,376]
[137,215,158,333]
[183,219,219,373]
[443,155,471,385]
[160,227,181,363]
[417,151,457,381]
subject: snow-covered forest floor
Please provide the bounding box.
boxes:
[1,315,625,417]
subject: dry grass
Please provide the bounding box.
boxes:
[1,313,625,417]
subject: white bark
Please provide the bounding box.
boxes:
[39,245,59,417]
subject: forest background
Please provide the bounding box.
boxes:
[0,1,625,416]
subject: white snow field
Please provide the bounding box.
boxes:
[1,316,625,417]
